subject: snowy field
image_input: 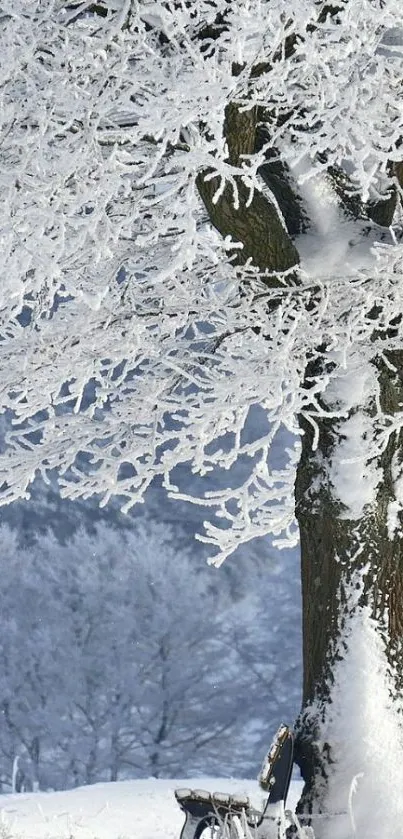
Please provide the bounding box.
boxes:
[0,778,303,839]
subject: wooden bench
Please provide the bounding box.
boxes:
[175,724,294,839]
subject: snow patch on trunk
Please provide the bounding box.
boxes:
[387,452,403,538]
[326,357,381,518]
[328,411,381,518]
[319,606,403,839]
[291,162,378,281]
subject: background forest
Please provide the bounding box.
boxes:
[0,479,301,793]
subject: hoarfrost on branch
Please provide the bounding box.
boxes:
[1,0,403,562]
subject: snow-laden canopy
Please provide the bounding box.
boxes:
[1,0,403,561]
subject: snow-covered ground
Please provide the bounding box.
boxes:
[0,778,303,839]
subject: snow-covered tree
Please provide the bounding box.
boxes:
[1,0,403,828]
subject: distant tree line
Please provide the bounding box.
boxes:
[0,519,300,791]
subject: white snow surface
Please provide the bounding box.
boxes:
[0,778,303,839]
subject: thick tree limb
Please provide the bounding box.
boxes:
[197,170,299,276]
[196,104,299,279]
[255,127,308,237]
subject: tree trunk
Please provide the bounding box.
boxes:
[195,85,403,828]
[294,352,403,819]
